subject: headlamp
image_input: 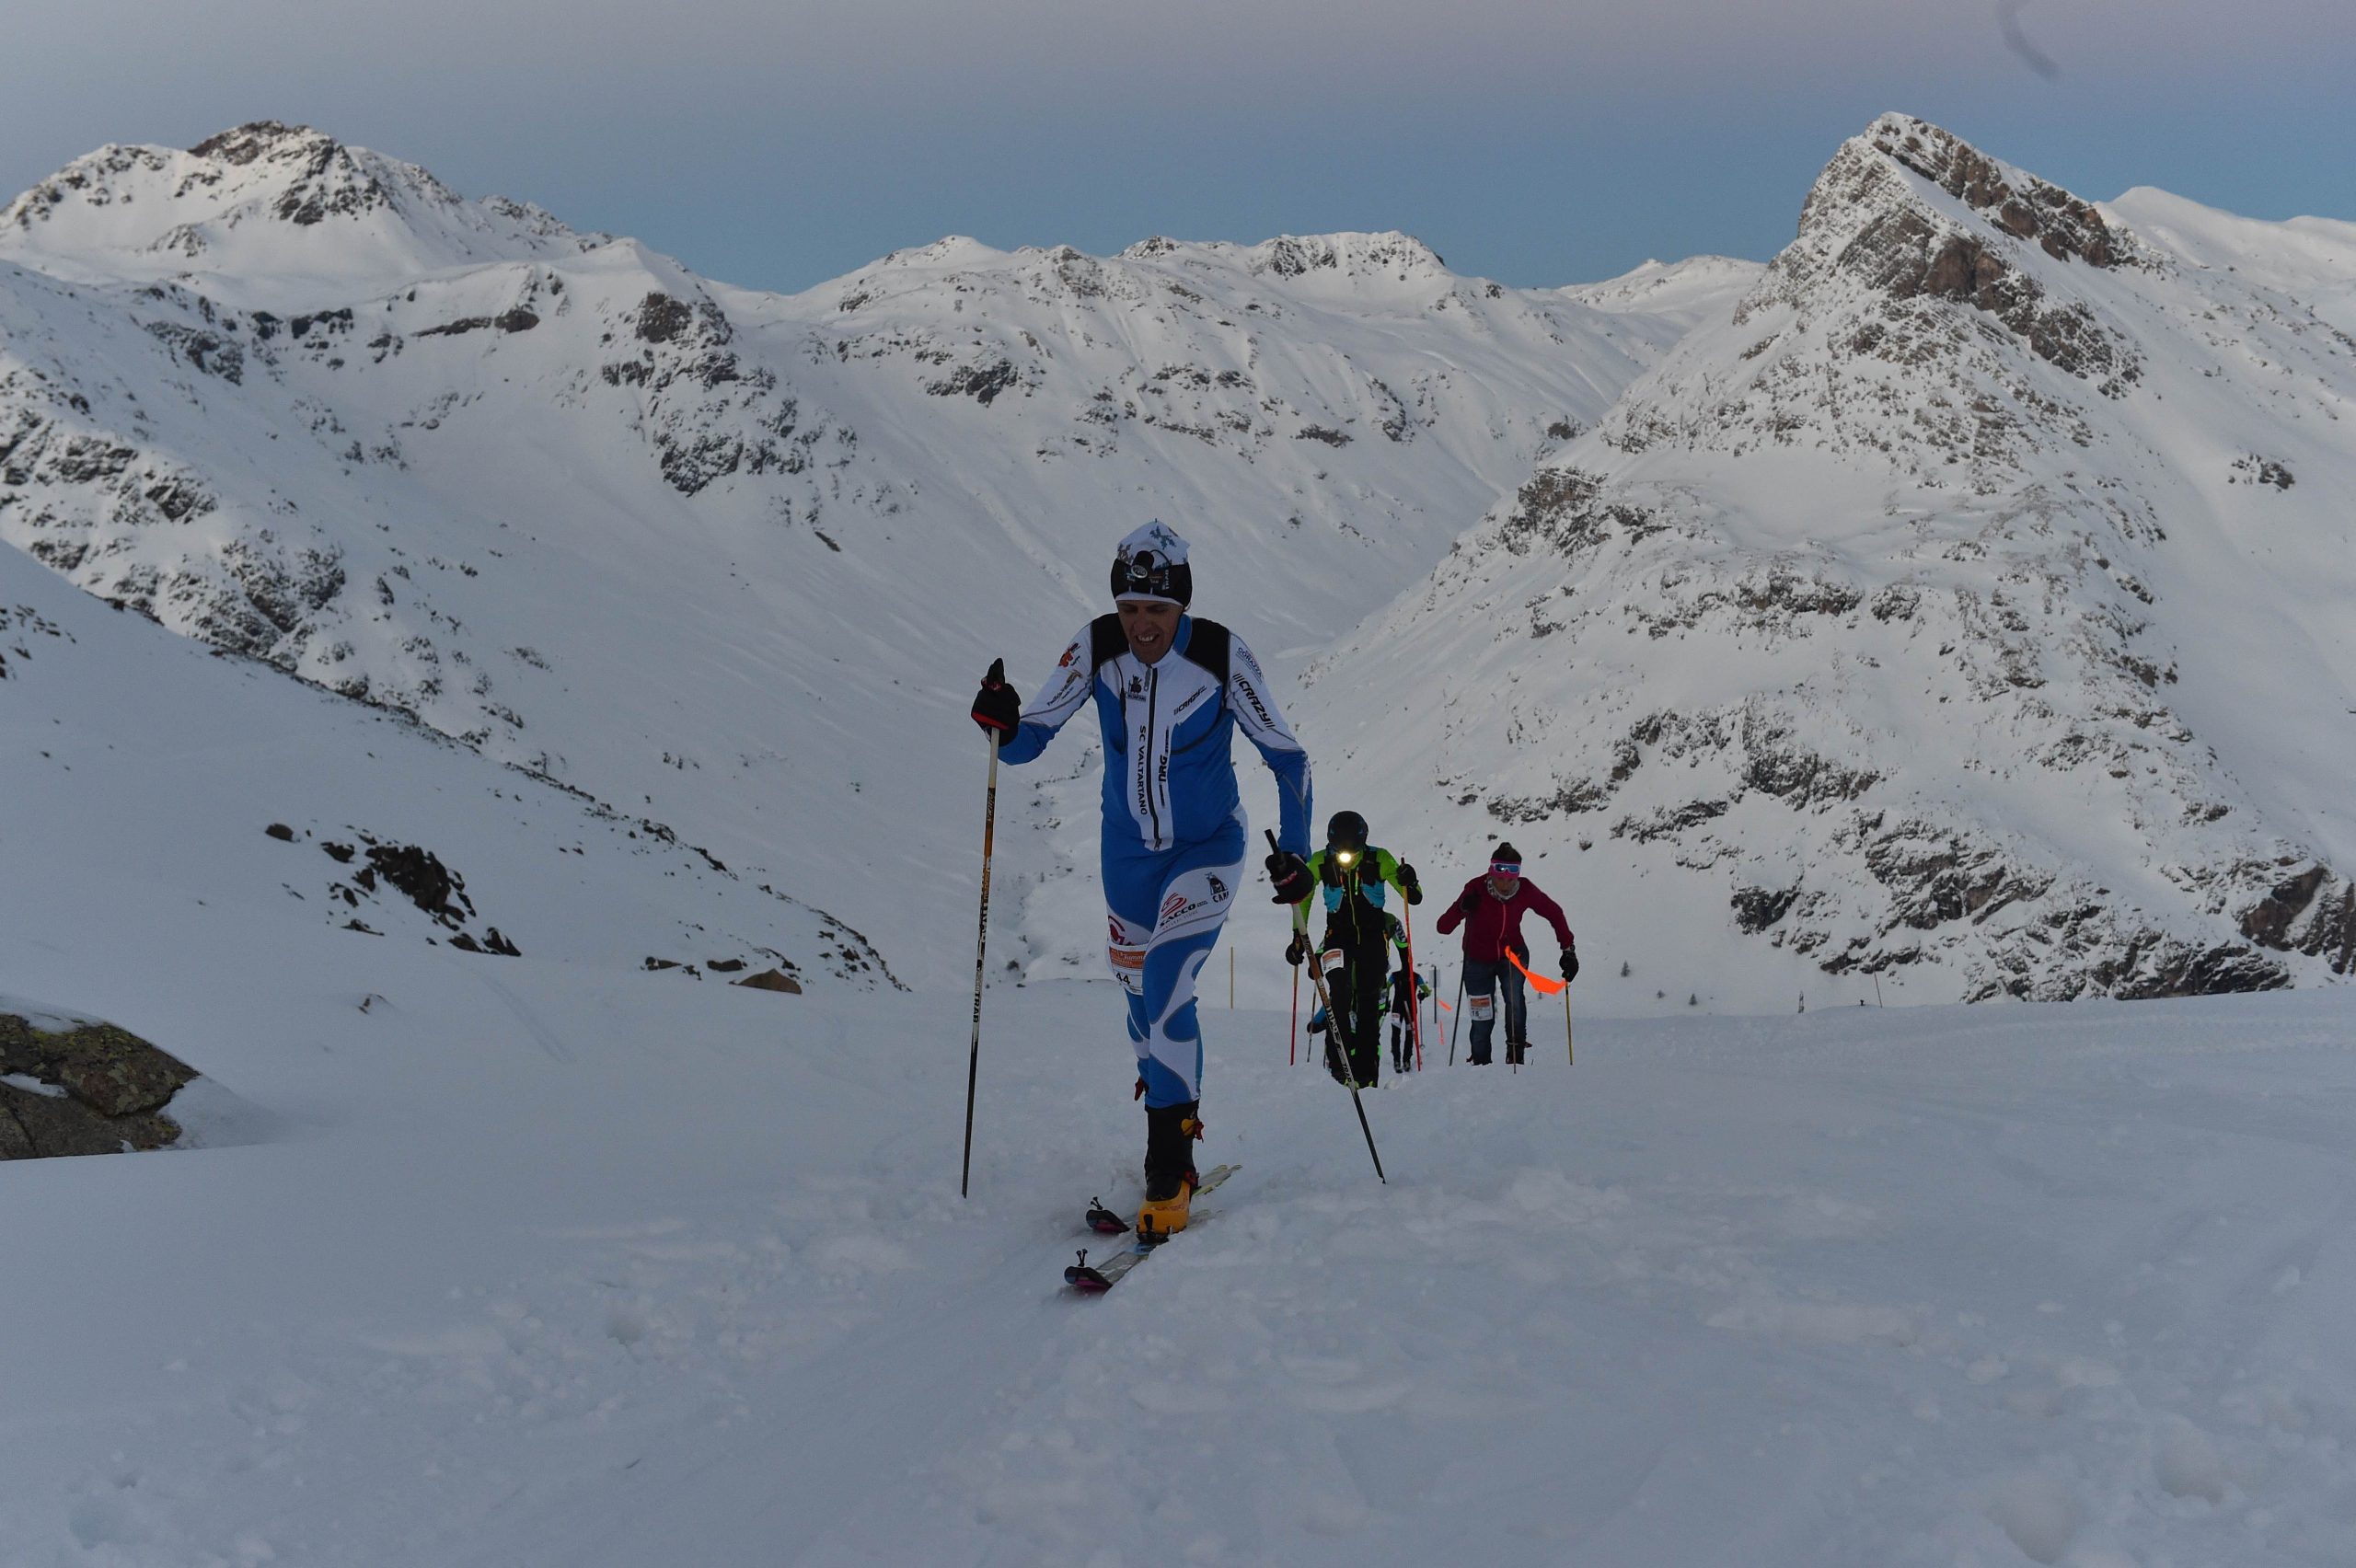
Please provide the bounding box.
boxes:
[1335,849,1357,866]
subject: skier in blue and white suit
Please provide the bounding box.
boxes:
[972,523,1315,1237]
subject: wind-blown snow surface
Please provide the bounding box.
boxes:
[0,121,1750,991]
[6,870,2355,1564]
[1308,114,2356,1010]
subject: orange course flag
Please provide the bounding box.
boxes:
[1503,948,1567,997]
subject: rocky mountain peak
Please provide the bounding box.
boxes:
[1247,231,1449,282]
[188,120,331,168]
[0,123,595,297]
[1737,113,2142,390]
[185,119,445,228]
[1855,113,2123,269]
[1323,113,2356,1009]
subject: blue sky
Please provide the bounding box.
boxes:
[4,0,2350,294]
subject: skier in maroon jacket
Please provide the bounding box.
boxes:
[1434,840,1578,1066]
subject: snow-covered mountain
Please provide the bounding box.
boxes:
[1306,113,2356,1006]
[0,121,1745,989]
[2,121,605,302]
[7,114,2351,1009]
[0,513,889,990]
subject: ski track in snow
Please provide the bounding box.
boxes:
[4,881,2353,1567]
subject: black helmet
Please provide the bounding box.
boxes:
[1326,810,1369,849]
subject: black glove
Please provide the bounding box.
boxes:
[1560,943,1579,984]
[1266,849,1313,905]
[970,658,1020,738]
[1398,862,1422,905]
[1456,888,1478,917]
[1285,931,1310,967]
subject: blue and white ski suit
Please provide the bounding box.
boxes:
[998,614,1311,1107]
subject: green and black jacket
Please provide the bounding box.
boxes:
[1294,846,1411,944]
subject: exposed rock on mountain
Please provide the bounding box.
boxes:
[3,121,601,299]
[7,115,2347,1007]
[0,546,894,987]
[0,125,1734,986]
[1308,114,2356,1005]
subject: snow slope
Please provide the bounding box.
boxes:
[5,870,2353,1563]
[0,122,1741,990]
[1306,114,2356,1010]
[1559,253,1770,329]
[0,493,889,989]
[2107,187,2356,337]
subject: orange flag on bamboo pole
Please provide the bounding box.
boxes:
[1503,947,1566,996]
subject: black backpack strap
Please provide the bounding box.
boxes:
[1184,617,1233,685]
[1088,612,1126,672]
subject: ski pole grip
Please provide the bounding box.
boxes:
[985,656,1005,686]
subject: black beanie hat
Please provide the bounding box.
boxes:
[1111,522,1193,605]
[1491,841,1522,865]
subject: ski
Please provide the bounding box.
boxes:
[1065,1163,1240,1291]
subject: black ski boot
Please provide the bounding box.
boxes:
[1137,1101,1202,1239]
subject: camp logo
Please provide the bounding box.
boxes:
[1206,873,1229,902]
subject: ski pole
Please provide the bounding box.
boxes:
[1449,970,1463,1066]
[1507,947,1519,1074]
[1272,830,1385,1183]
[960,668,1005,1199]
[1402,898,1426,1073]
[1289,958,1299,1066]
[1565,986,1575,1067]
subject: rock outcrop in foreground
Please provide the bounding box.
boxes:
[0,1005,199,1158]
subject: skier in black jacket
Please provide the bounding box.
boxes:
[1286,810,1421,1087]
